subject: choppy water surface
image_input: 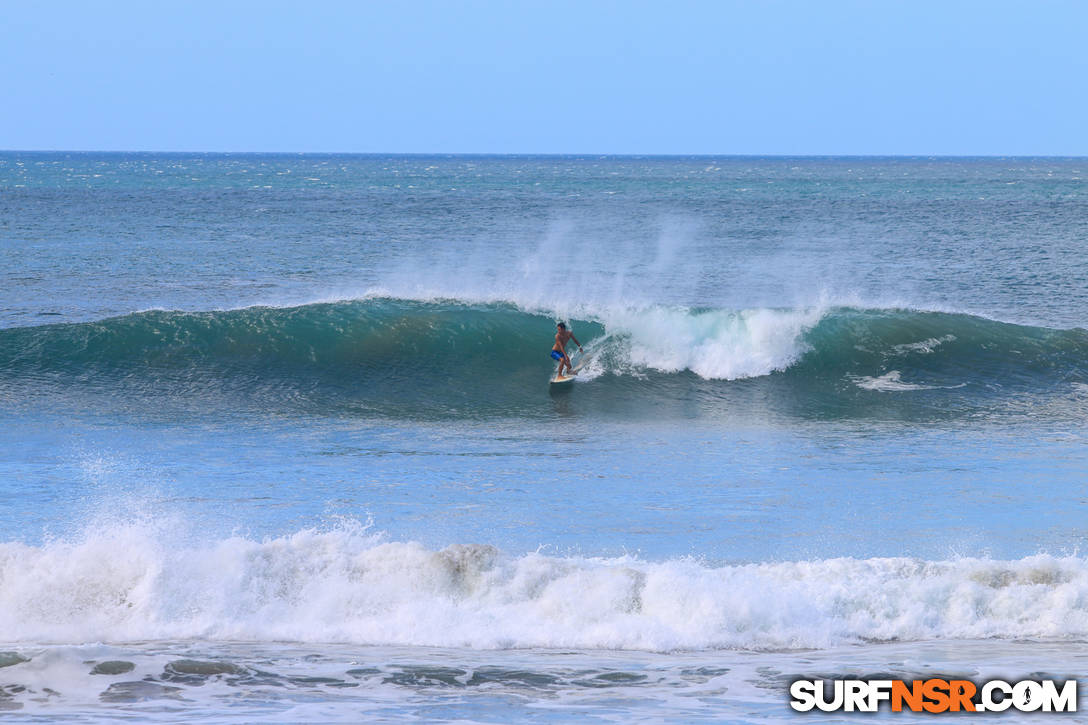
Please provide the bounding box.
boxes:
[1,154,1086,720]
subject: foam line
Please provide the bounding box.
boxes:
[2,520,1087,650]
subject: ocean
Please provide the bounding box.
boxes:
[1,153,1087,721]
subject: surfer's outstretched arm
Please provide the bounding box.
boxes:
[571,334,582,351]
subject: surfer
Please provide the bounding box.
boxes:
[551,322,582,377]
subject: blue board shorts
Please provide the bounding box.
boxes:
[550,350,565,361]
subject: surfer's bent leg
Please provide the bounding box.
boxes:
[551,349,566,375]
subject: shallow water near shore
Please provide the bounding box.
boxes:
[2,640,1087,721]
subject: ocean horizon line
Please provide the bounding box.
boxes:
[3,149,1087,160]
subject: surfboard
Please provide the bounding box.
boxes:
[550,372,576,384]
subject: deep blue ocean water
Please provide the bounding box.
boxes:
[1,153,1087,720]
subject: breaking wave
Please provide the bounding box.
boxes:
[2,519,1088,651]
[1,297,1085,419]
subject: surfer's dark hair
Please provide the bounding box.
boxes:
[557,322,566,329]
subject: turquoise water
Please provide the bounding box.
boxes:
[1,153,1087,720]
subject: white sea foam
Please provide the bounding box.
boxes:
[3,520,1088,651]
[589,305,824,380]
[891,334,956,355]
[852,371,937,392]
[851,370,968,392]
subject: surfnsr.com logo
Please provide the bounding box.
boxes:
[789,678,1077,713]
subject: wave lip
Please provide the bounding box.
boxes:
[2,521,1088,651]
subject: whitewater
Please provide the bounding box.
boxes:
[2,153,1087,721]
[6,519,1088,649]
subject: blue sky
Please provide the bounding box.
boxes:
[3,1,1086,154]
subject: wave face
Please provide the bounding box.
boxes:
[2,520,1087,650]
[1,298,1085,420]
